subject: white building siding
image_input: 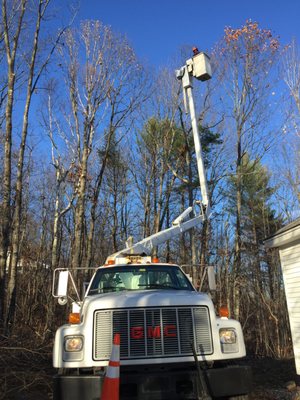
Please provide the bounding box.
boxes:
[280,242,300,375]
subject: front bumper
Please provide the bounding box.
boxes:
[53,364,252,400]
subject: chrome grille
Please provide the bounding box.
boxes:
[93,307,212,360]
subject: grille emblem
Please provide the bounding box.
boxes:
[130,325,176,339]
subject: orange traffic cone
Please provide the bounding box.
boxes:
[101,333,120,400]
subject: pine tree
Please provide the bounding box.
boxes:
[226,153,286,356]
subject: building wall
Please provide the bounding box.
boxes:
[280,241,300,375]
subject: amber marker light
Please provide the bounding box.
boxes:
[69,312,80,324]
[219,305,229,318]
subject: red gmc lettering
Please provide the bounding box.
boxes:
[131,326,144,339]
[147,326,161,338]
[164,324,176,337]
[130,325,177,339]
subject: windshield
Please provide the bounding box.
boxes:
[87,264,194,295]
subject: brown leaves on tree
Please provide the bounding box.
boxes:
[223,19,279,54]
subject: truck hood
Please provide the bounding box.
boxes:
[82,290,211,312]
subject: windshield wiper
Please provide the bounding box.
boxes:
[88,286,127,294]
[138,283,179,290]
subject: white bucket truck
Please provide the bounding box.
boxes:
[52,50,252,400]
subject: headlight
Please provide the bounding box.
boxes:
[64,336,83,352]
[219,329,236,344]
[219,328,238,353]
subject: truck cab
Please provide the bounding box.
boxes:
[53,259,251,400]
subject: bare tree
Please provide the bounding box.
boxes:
[6,0,53,326]
[44,88,76,269]
[0,0,26,325]
[279,39,300,212]
[283,38,300,115]
[57,21,146,270]
[0,0,70,329]
[213,20,280,319]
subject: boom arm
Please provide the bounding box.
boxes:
[178,52,212,215]
[106,203,205,262]
[106,51,212,263]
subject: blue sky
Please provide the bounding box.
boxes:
[75,0,300,219]
[77,0,300,67]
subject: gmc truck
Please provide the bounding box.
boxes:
[52,50,252,399]
[52,256,251,400]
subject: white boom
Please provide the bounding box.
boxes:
[106,203,205,262]
[107,50,212,263]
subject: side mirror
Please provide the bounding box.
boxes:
[207,266,216,291]
[52,269,69,305]
[57,270,69,296]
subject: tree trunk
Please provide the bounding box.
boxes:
[5,0,45,328]
[72,145,89,270]
[0,0,26,324]
[233,128,242,320]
